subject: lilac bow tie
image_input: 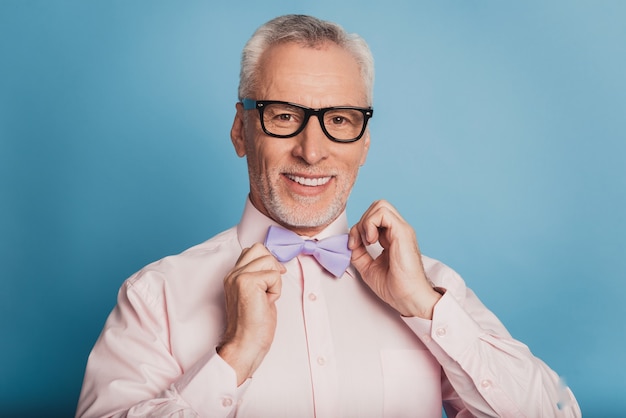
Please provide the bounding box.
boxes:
[264,225,352,278]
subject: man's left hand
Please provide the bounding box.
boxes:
[348,200,442,319]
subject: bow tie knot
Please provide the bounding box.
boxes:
[301,240,318,256]
[264,225,352,277]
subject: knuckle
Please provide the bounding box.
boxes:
[250,242,269,252]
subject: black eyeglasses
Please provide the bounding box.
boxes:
[242,99,373,143]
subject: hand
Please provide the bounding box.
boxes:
[348,200,441,319]
[218,243,286,385]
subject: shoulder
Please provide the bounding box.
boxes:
[172,226,241,263]
[123,226,241,300]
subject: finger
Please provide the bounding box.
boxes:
[248,242,287,273]
[349,225,375,274]
[225,263,283,307]
[236,242,272,265]
[350,202,381,246]
[348,222,364,249]
[235,243,286,274]
[263,269,282,303]
[352,200,402,246]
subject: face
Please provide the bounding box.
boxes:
[231,41,371,236]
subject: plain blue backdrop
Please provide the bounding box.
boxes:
[1,1,625,416]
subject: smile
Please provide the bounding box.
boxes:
[286,174,332,187]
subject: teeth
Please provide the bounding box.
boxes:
[287,174,331,186]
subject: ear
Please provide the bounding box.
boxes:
[359,130,371,166]
[230,102,247,158]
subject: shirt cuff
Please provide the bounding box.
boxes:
[402,290,483,362]
[175,348,250,416]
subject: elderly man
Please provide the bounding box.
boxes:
[76,14,580,417]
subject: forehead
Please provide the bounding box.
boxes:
[255,41,367,107]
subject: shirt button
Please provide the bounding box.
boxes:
[481,379,492,388]
[308,293,317,301]
[222,397,233,407]
[422,334,432,343]
[436,327,447,337]
[317,356,326,366]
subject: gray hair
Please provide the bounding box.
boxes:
[238,14,374,105]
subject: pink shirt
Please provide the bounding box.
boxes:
[76,200,580,417]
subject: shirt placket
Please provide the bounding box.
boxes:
[298,255,340,418]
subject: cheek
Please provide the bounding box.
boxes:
[245,138,282,176]
[340,146,368,172]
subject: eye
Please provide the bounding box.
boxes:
[265,104,303,126]
[330,115,347,125]
[276,113,296,122]
[325,110,361,127]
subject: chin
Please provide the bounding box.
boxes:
[270,201,341,231]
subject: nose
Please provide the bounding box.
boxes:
[291,115,329,165]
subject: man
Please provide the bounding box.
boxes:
[77,14,580,417]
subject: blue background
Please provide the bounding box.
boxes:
[1,1,624,416]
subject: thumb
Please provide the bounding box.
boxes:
[349,228,374,275]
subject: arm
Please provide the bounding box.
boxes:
[76,276,242,418]
[348,200,581,417]
[404,264,581,417]
[76,244,284,418]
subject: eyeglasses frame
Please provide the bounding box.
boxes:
[241,98,373,143]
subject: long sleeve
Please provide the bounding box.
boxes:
[403,258,581,418]
[76,272,246,418]
[77,204,581,417]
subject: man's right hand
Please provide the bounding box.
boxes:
[217,243,285,386]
